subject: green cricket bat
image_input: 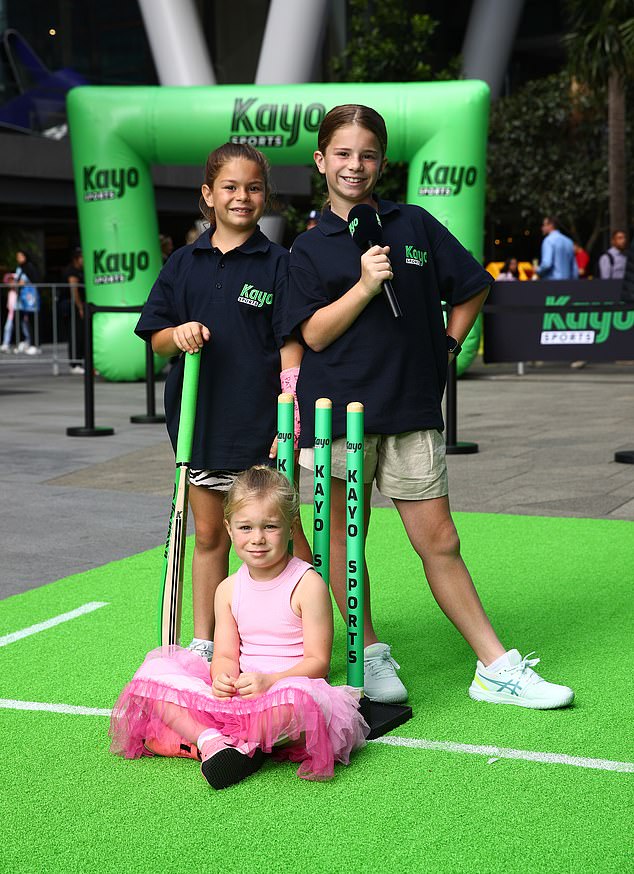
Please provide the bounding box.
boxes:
[158,350,201,646]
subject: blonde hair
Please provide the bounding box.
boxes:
[224,465,299,526]
[199,142,272,224]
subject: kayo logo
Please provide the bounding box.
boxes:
[230,98,326,148]
[404,245,428,267]
[93,249,149,284]
[418,162,477,197]
[541,295,634,345]
[238,283,273,308]
[83,166,139,202]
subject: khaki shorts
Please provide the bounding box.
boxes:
[299,430,448,501]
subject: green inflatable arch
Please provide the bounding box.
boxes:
[67,81,489,381]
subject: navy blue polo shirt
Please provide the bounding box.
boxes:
[287,199,493,444]
[136,228,289,469]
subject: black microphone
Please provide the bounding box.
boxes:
[348,203,402,318]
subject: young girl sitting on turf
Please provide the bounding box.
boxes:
[135,143,309,663]
[109,466,368,788]
[287,104,574,710]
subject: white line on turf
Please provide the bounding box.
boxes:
[0,699,111,716]
[372,736,634,773]
[0,697,632,774]
[0,602,109,647]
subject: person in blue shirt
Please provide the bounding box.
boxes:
[136,142,310,663]
[287,104,575,711]
[536,217,578,280]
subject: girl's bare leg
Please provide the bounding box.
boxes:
[393,495,505,666]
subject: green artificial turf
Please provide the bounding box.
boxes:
[1,508,632,873]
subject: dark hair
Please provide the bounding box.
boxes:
[16,249,40,282]
[501,258,519,277]
[543,216,559,229]
[317,104,388,160]
[199,142,272,223]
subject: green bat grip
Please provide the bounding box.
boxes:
[176,351,201,463]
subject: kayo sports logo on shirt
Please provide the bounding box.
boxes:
[229,98,326,148]
[92,249,150,285]
[404,245,428,267]
[83,166,139,202]
[418,162,477,197]
[238,283,274,308]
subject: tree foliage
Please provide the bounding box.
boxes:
[487,71,633,251]
[331,0,437,84]
[564,0,634,233]
[564,0,634,85]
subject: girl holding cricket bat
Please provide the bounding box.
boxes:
[135,143,309,662]
[110,466,368,788]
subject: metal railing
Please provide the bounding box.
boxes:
[0,282,85,374]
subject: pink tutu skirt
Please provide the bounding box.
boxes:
[109,647,369,780]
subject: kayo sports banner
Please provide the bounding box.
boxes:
[483,280,634,362]
[67,82,489,381]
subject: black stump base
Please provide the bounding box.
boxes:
[615,450,634,464]
[359,697,413,740]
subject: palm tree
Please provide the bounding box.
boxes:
[564,1,634,233]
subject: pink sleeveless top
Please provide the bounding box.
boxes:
[231,556,313,674]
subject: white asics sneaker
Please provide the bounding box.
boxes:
[364,643,408,704]
[187,639,214,662]
[469,649,574,709]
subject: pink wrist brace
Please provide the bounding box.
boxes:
[280,366,300,449]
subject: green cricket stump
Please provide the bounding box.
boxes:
[277,393,295,554]
[313,398,332,586]
[276,393,295,485]
[345,402,413,739]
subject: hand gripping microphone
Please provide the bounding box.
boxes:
[348,203,402,318]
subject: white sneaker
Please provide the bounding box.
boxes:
[16,341,26,353]
[187,639,214,662]
[70,365,85,375]
[469,649,574,709]
[364,643,408,704]
[0,344,9,353]
[25,345,39,355]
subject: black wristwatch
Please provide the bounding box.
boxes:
[446,334,462,356]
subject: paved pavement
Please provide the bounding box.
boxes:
[1,353,633,600]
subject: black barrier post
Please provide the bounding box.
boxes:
[67,303,115,437]
[445,358,478,454]
[130,341,166,424]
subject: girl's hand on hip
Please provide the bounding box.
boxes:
[212,672,237,698]
[173,321,210,354]
[234,672,273,698]
[359,245,392,298]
